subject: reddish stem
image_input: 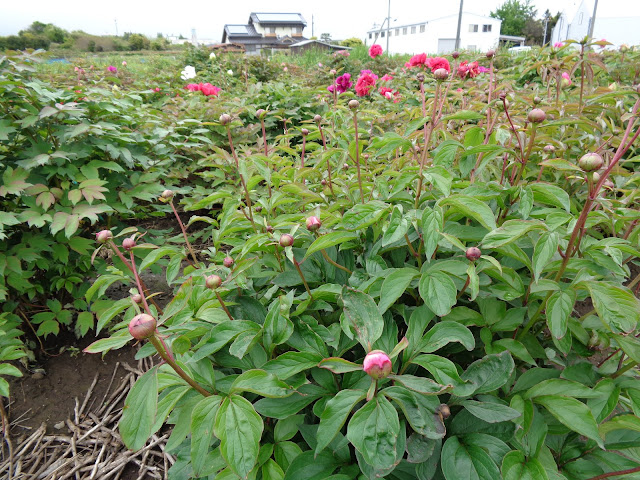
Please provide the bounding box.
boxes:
[169,200,198,266]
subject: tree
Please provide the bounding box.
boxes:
[320,33,332,43]
[341,37,363,48]
[490,0,536,37]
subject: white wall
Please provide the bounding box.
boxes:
[252,24,303,37]
[366,13,500,55]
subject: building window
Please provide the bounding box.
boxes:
[293,26,302,34]
[469,24,478,32]
[381,30,385,37]
[266,26,276,34]
[369,33,372,39]
[411,26,416,34]
[395,28,400,36]
[482,24,492,32]
[420,24,425,33]
[403,27,408,35]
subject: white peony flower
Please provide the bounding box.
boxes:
[227,69,233,75]
[180,65,196,80]
[209,52,216,59]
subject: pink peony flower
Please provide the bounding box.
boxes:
[185,83,200,92]
[478,66,490,73]
[428,57,450,73]
[153,87,161,92]
[363,350,392,379]
[199,83,221,96]
[355,70,378,97]
[380,74,393,82]
[553,42,564,48]
[369,44,383,58]
[458,61,480,79]
[122,61,127,67]
[107,65,117,74]
[561,71,572,87]
[333,50,350,57]
[407,53,428,68]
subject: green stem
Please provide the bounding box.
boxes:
[149,336,211,396]
[352,112,365,204]
[293,257,313,299]
[169,200,199,266]
[612,360,638,379]
[215,290,234,321]
[321,249,352,275]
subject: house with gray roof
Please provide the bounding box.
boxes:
[222,13,308,55]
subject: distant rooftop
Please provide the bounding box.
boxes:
[249,12,307,26]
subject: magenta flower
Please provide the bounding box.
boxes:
[107,65,117,74]
[327,73,352,94]
[478,66,490,73]
[185,83,200,92]
[381,74,393,82]
[428,57,450,73]
[553,42,564,48]
[355,70,378,97]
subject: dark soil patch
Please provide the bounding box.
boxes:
[8,332,138,435]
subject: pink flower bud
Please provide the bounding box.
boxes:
[363,350,392,379]
[348,99,359,110]
[433,68,449,81]
[205,274,222,289]
[452,51,460,59]
[219,113,232,125]
[578,152,603,172]
[132,294,143,304]
[160,189,174,202]
[486,50,495,59]
[128,313,156,340]
[527,108,546,124]
[330,69,337,75]
[543,145,555,153]
[96,230,113,243]
[223,256,234,268]
[306,216,321,232]
[314,114,322,124]
[256,109,266,119]
[266,225,274,233]
[301,128,309,136]
[279,234,294,247]
[466,247,481,262]
[122,237,136,251]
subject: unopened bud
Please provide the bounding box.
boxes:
[160,189,174,202]
[132,294,143,304]
[498,91,507,101]
[348,99,359,110]
[330,69,337,75]
[578,152,604,172]
[343,163,349,169]
[363,350,392,379]
[433,68,448,81]
[306,216,321,232]
[279,234,294,247]
[466,247,481,262]
[321,179,327,186]
[314,114,322,124]
[438,404,451,419]
[533,96,541,105]
[266,225,274,233]
[223,256,234,268]
[486,50,495,59]
[122,237,136,251]
[96,230,113,243]
[527,108,546,123]
[452,51,460,59]
[128,314,156,340]
[256,109,266,119]
[416,73,425,82]
[219,113,232,125]
[205,274,222,289]
[301,128,309,136]
[543,145,555,153]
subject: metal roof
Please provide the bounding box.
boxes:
[290,39,350,49]
[249,12,307,26]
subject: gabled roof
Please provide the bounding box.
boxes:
[222,24,261,43]
[249,12,307,26]
[290,39,350,49]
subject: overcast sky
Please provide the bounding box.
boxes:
[1,0,633,42]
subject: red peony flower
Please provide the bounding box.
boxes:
[355,70,378,97]
[369,44,383,58]
[458,61,480,79]
[408,53,428,68]
[199,83,221,96]
[185,83,200,92]
[428,57,450,73]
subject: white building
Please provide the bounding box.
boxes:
[365,12,501,55]
[551,0,640,48]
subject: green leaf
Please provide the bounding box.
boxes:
[0,364,22,377]
[419,271,457,317]
[230,370,294,398]
[599,414,640,438]
[254,384,324,419]
[388,374,451,395]
[440,195,497,231]
[442,110,484,121]
[525,379,599,399]
[534,395,603,448]
[482,220,547,249]
[263,351,322,379]
[283,450,338,480]
[341,287,384,350]
[421,207,443,259]
[412,354,467,388]
[612,335,640,363]
[139,247,176,272]
[532,232,559,282]
[417,321,475,353]
[347,394,400,470]
[461,400,521,423]
[441,436,501,480]
[382,206,409,247]
[546,290,576,340]
[461,352,515,396]
[304,231,358,259]
[529,183,571,213]
[492,338,536,366]
[378,268,418,314]
[501,450,549,480]
[120,367,158,450]
[316,389,366,455]
[342,201,390,231]
[191,395,222,476]
[586,282,640,333]
[318,357,362,374]
[215,395,264,479]
[382,386,445,439]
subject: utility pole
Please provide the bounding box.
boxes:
[386,0,391,53]
[312,15,314,38]
[543,12,549,45]
[114,19,118,37]
[587,0,599,44]
[455,0,463,51]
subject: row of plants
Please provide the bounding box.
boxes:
[2,40,640,478]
